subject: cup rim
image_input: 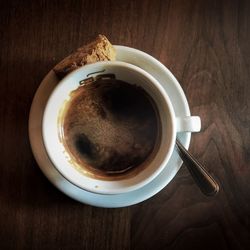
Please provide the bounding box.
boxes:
[42,61,176,194]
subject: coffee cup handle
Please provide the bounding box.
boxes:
[175,116,201,132]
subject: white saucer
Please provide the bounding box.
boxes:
[28,45,191,208]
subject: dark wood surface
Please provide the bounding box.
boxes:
[0,0,250,249]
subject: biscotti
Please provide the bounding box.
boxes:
[53,35,116,79]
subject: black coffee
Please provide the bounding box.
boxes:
[59,78,161,177]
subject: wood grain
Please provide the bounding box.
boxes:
[0,0,250,249]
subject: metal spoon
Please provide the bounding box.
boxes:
[176,139,219,196]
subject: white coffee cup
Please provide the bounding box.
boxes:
[42,61,200,195]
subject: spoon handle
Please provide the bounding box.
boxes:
[176,139,219,196]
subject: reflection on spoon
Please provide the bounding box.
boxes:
[176,139,219,196]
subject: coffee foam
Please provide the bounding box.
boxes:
[58,78,161,179]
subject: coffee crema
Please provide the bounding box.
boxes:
[59,78,161,178]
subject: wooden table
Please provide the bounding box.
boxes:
[1,0,250,249]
